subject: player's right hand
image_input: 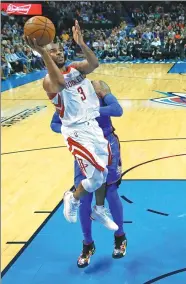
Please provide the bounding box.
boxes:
[25,36,46,56]
[72,20,84,46]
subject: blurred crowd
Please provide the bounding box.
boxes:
[82,2,186,62]
[1,19,45,80]
[43,1,123,31]
[1,1,186,80]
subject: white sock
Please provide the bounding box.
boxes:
[96,205,104,212]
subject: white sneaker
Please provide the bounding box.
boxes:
[63,191,80,223]
[91,206,119,231]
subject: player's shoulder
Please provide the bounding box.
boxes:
[43,75,58,98]
[43,74,50,92]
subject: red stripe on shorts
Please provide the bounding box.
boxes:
[73,149,104,172]
[67,137,105,172]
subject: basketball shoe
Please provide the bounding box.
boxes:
[90,206,119,231]
[63,191,80,222]
[112,234,127,258]
[77,241,96,268]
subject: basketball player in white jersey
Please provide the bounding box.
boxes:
[25,20,118,231]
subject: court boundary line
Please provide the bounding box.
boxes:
[6,242,27,245]
[2,179,186,277]
[1,146,67,155]
[34,211,52,214]
[1,199,63,277]
[2,138,186,156]
[1,185,74,277]
[122,153,186,177]
[143,267,186,284]
[146,209,169,216]
[121,195,133,204]
[167,63,176,73]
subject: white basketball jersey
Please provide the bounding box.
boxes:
[49,66,100,127]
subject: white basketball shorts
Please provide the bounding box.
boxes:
[61,119,111,179]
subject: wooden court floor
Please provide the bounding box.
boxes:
[1,63,186,271]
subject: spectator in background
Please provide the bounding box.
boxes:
[105,47,117,61]
[133,38,143,59]
[16,46,31,72]
[127,38,135,58]
[142,28,154,41]
[24,47,44,70]
[1,1,186,80]
[10,47,28,73]
[175,31,181,40]
[61,31,69,41]
[1,55,11,79]
[4,48,25,75]
[151,37,161,48]
[164,38,177,59]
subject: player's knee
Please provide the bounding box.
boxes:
[82,178,102,193]
[82,169,106,193]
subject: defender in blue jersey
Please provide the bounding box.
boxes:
[51,80,127,268]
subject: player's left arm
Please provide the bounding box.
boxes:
[70,20,99,74]
[92,80,123,117]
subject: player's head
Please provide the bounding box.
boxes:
[46,42,65,68]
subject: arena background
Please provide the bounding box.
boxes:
[1,1,186,284]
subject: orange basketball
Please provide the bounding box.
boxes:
[24,16,55,46]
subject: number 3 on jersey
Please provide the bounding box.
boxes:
[77,87,86,101]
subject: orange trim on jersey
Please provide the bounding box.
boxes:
[61,65,77,75]
[67,137,105,172]
[62,66,71,74]
[60,105,65,118]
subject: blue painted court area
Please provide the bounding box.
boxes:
[168,62,186,74]
[2,181,186,284]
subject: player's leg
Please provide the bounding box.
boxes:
[74,161,95,268]
[105,132,127,258]
[63,159,108,222]
[73,163,108,204]
[63,121,117,229]
[78,192,96,268]
[64,164,117,229]
[106,182,127,258]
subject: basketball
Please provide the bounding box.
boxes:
[24,16,55,46]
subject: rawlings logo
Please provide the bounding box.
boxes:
[6,4,31,14]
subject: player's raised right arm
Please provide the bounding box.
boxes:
[25,37,66,93]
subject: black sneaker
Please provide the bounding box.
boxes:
[112,234,127,259]
[77,241,96,268]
